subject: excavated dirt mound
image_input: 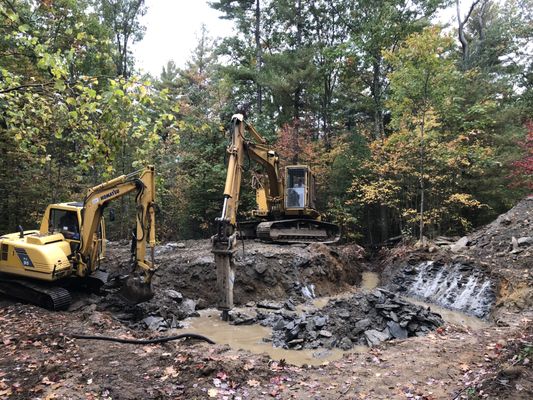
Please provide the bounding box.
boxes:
[463,196,533,314]
[466,196,532,268]
[380,196,533,320]
[98,240,364,330]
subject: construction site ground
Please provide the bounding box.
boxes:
[0,197,532,399]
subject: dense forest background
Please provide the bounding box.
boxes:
[0,0,531,244]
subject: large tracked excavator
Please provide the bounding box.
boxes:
[0,166,157,310]
[212,114,340,318]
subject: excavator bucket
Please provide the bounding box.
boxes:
[120,276,154,304]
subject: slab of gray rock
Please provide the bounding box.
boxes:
[387,321,408,339]
[450,236,469,253]
[166,289,183,302]
[318,329,333,338]
[517,236,533,246]
[257,300,283,310]
[338,337,353,350]
[254,263,268,274]
[228,310,256,325]
[143,316,165,330]
[180,299,197,315]
[354,318,371,331]
[364,329,391,347]
[313,316,327,327]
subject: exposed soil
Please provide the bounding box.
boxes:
[0,197,532,399]
[0,302,530,399]
[97,241,364,330]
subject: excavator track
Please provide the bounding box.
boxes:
[0,277,71,310]
[256,219,340,244]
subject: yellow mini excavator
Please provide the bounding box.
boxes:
[0,166,157,310]
[212,114,340,317]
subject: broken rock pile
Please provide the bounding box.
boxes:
[98,288,200,331]
[259,289,444,350]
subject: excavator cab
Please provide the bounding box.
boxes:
[39,203,106,258]
[284,165,317,212]
[285,166,309,209]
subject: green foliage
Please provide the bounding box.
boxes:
[350,28,495,238]
[0,0,164,236]
[0,0,530,244]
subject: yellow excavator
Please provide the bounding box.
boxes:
[0,166,157,310]
[212,114,340,317]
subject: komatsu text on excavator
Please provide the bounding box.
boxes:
[212,114,340,318]
[0,166,157,310]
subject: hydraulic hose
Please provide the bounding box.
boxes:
[71,333,215,345]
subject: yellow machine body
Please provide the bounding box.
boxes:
[0,203,105,282]
[0,166,156,308]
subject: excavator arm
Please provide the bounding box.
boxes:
[212,114,284,318]
[213,114,339,317]
[212,115,245,318]
[78,166,156,302]
[215,114,282,231]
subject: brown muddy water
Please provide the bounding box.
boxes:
[404,297,489,330]
[179,308,367,366]
[178,271,488,366]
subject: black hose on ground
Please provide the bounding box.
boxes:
[71,333,215,345]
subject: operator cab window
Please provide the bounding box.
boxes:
[49,209,80,240]
[286,168,306,209]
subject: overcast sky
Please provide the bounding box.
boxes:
[132,0,233,77]
[132,1,467,78]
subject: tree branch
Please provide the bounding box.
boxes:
[0,81,54,94]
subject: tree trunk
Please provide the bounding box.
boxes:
[456,0,484,68]
[292,0,303,164]
[419,111,426,242]
[371,57,385,140]
[255,0,262,113]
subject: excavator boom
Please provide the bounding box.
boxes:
[79,166,157,303]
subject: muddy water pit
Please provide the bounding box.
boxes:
[180,309,368,366]
[102,241,495,364]
[178,271,488,365]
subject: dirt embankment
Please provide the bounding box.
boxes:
[379,196,533,320]
[464,197,533,314]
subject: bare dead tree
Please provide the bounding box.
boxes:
[456,0,487,67]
